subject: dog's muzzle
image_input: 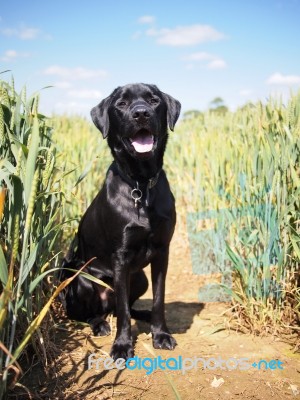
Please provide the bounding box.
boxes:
[129,130,154,153]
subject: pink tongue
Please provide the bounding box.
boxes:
[131,134,154,153]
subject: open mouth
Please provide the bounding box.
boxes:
[128,129,155,154]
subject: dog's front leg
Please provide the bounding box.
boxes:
[151,248,177,350]
[110,259,133,361]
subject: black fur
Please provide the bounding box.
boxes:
[60,83,181,360]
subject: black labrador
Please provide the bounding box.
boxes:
[60,83,181,360]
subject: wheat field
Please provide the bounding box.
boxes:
[0,76,299,396]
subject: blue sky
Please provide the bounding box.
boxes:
[1,0,300,116]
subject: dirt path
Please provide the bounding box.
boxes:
[17,224,300,399]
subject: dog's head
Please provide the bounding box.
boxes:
[91,83,181,160]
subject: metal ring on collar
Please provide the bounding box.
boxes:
[131,188,143,201]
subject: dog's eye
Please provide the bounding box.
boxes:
[117,101,127,107]
[149,97,159,105]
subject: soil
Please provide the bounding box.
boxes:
[12,223,300,399]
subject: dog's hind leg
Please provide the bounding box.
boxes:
[90,285,115,336]
[88,315,111,336]
[60,260,115,336]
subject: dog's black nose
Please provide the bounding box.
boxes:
[132,106,150,121]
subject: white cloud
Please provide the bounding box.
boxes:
[43,65,108,80]
[1,49,18,61]
[147,24,226,46]
[53,101,91,114]
[207,59,227,70]
[266,72,300,85]
[1,49,30,62]
[185,52,214,61]
[132,31,142,40]
[184,51,227,70]
[1,26,41,40]
[19,27,40,40]
[138,15,155,24]
[54,81,73,89]
[67,89,102,99]
[185,64,195,71]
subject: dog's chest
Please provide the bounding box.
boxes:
[121,211,170,270]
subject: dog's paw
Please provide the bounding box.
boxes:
[110,339,134,361]
[89,319,111,336]
[152,331,177,350]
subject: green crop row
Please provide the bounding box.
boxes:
[0,77,65,397]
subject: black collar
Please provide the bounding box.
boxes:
[111,161,161,207]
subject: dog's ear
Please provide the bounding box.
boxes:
[162,92,181,131]
[90,96,111,138]
[91,89,119,138]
